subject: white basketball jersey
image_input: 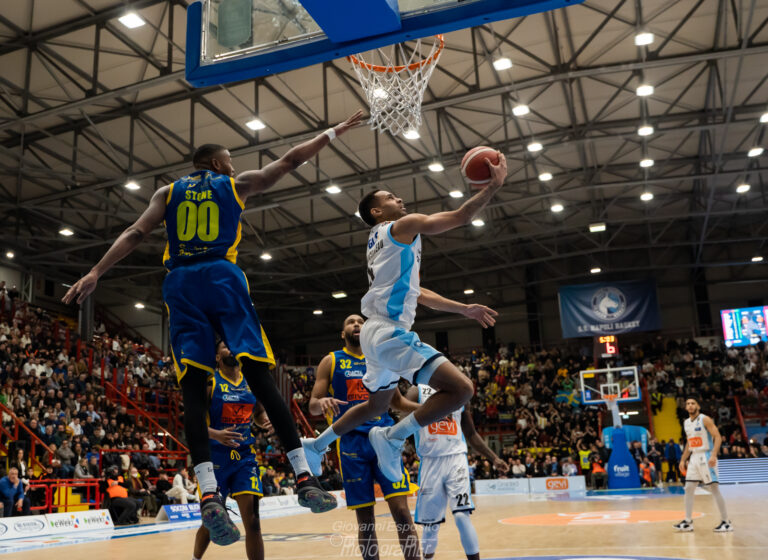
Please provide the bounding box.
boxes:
[360,222,422,328]
[684,414,713,453]
[414,384,467,458]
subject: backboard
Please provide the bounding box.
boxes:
[579,366,640,405]
[186,0,582,86]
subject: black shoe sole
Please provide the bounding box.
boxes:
[201,503,241,545]
[298,486,338,513]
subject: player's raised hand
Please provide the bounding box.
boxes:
[493,457,510,474]
[62,270,99,305]
[462,303,498,328]
[334,109,365,136]
[318,397,348,417]
[485,152,507,188]
[210,426,243,448]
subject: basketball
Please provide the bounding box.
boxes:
[461,146,500,187]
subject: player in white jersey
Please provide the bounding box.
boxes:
[673,396,732,533]
[302,153,507,483]
[399,383,508,560]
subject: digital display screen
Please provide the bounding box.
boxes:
[721,306,768,347]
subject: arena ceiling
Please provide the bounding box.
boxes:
[1,0,767,344]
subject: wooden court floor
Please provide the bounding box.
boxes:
[12,484,767,560]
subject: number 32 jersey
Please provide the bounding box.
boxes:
[415,384,467,457]
[163,170,244,270]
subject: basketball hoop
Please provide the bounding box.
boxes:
[347,35,444,136]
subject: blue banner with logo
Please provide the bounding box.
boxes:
[558,279,661,338]
[162,504,201,523]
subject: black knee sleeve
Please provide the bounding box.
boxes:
[240,359,301,452]
[179,366,211,465]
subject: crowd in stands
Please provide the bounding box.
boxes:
[3,277,768,520]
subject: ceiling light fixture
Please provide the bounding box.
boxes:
[325,184,341,194]
[636,84,654,97]
[538,172,552,181]
[493,57,513,71]
[449,190,464,198]
[639,158,654,168]
[463,288,475,295]
[134,302,145,309]
[5,251,14,259]
[403,129,420,140]
[260,252,272,261]
[527,141,543,152]
[640,191,654,201]
[760,112,768,123]
[589,222,606,233]
[512,104,530,116]
[313,309,323,315]
[590,267,602,274]
[332,291,347,299]
[428,162,445,172]
[119,13,145,29]
[751,256,764,263]
[634,32,654,46]
[551,203,564,213]
[736,183,751,194]
[747,146,764,157]
[245,118,266,131]
[637,125,654,136]
[471,218,485,227]
[124,181,140,190]
[59,228,74,237]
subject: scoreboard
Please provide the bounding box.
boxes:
[595,335,618,358]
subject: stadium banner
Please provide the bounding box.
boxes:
[156,503,201,523]
[45,509,114,535]
[474,478,530,495]
[529,476,586,493]
[558,279,661,338]
[0,515,48,541]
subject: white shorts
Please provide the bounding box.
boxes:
[685,452,719,484]
[415,453,474,524]
[360,317,448,392]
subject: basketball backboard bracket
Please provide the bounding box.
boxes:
[186,0,583,87]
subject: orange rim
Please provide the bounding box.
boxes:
[347,35,444,73]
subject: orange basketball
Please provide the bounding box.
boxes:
[461,146,499,187]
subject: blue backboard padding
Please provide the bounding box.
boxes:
[186,0,584,87]
[300,0,401,43]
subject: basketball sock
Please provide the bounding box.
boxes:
[286,448,311,477]
[684,481,697,520]
[453,511,479,555]
[240,359,302,454]
[194,462,217,495]
[386,413,420,441]
[179,366,212,466]
[707,483,729,520]
[313,426,339,451]
[421,523,440,556]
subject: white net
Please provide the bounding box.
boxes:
[348,36,444,137]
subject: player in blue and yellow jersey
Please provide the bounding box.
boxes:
[62,109,364,545]
[308,315,420,560]
[193,341,271,560]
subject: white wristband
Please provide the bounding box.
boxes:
[323,128,336,141]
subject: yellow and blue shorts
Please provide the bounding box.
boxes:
[212,447,263,499]
[339,430,416,509]
[163,259,275,382]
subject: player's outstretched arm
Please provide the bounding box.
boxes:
[418,287,498,328]
[390,153,507,242]
[308,354,348,418]
[460,409,509,473]
[234,109,364,202]
[62,185,170,305]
